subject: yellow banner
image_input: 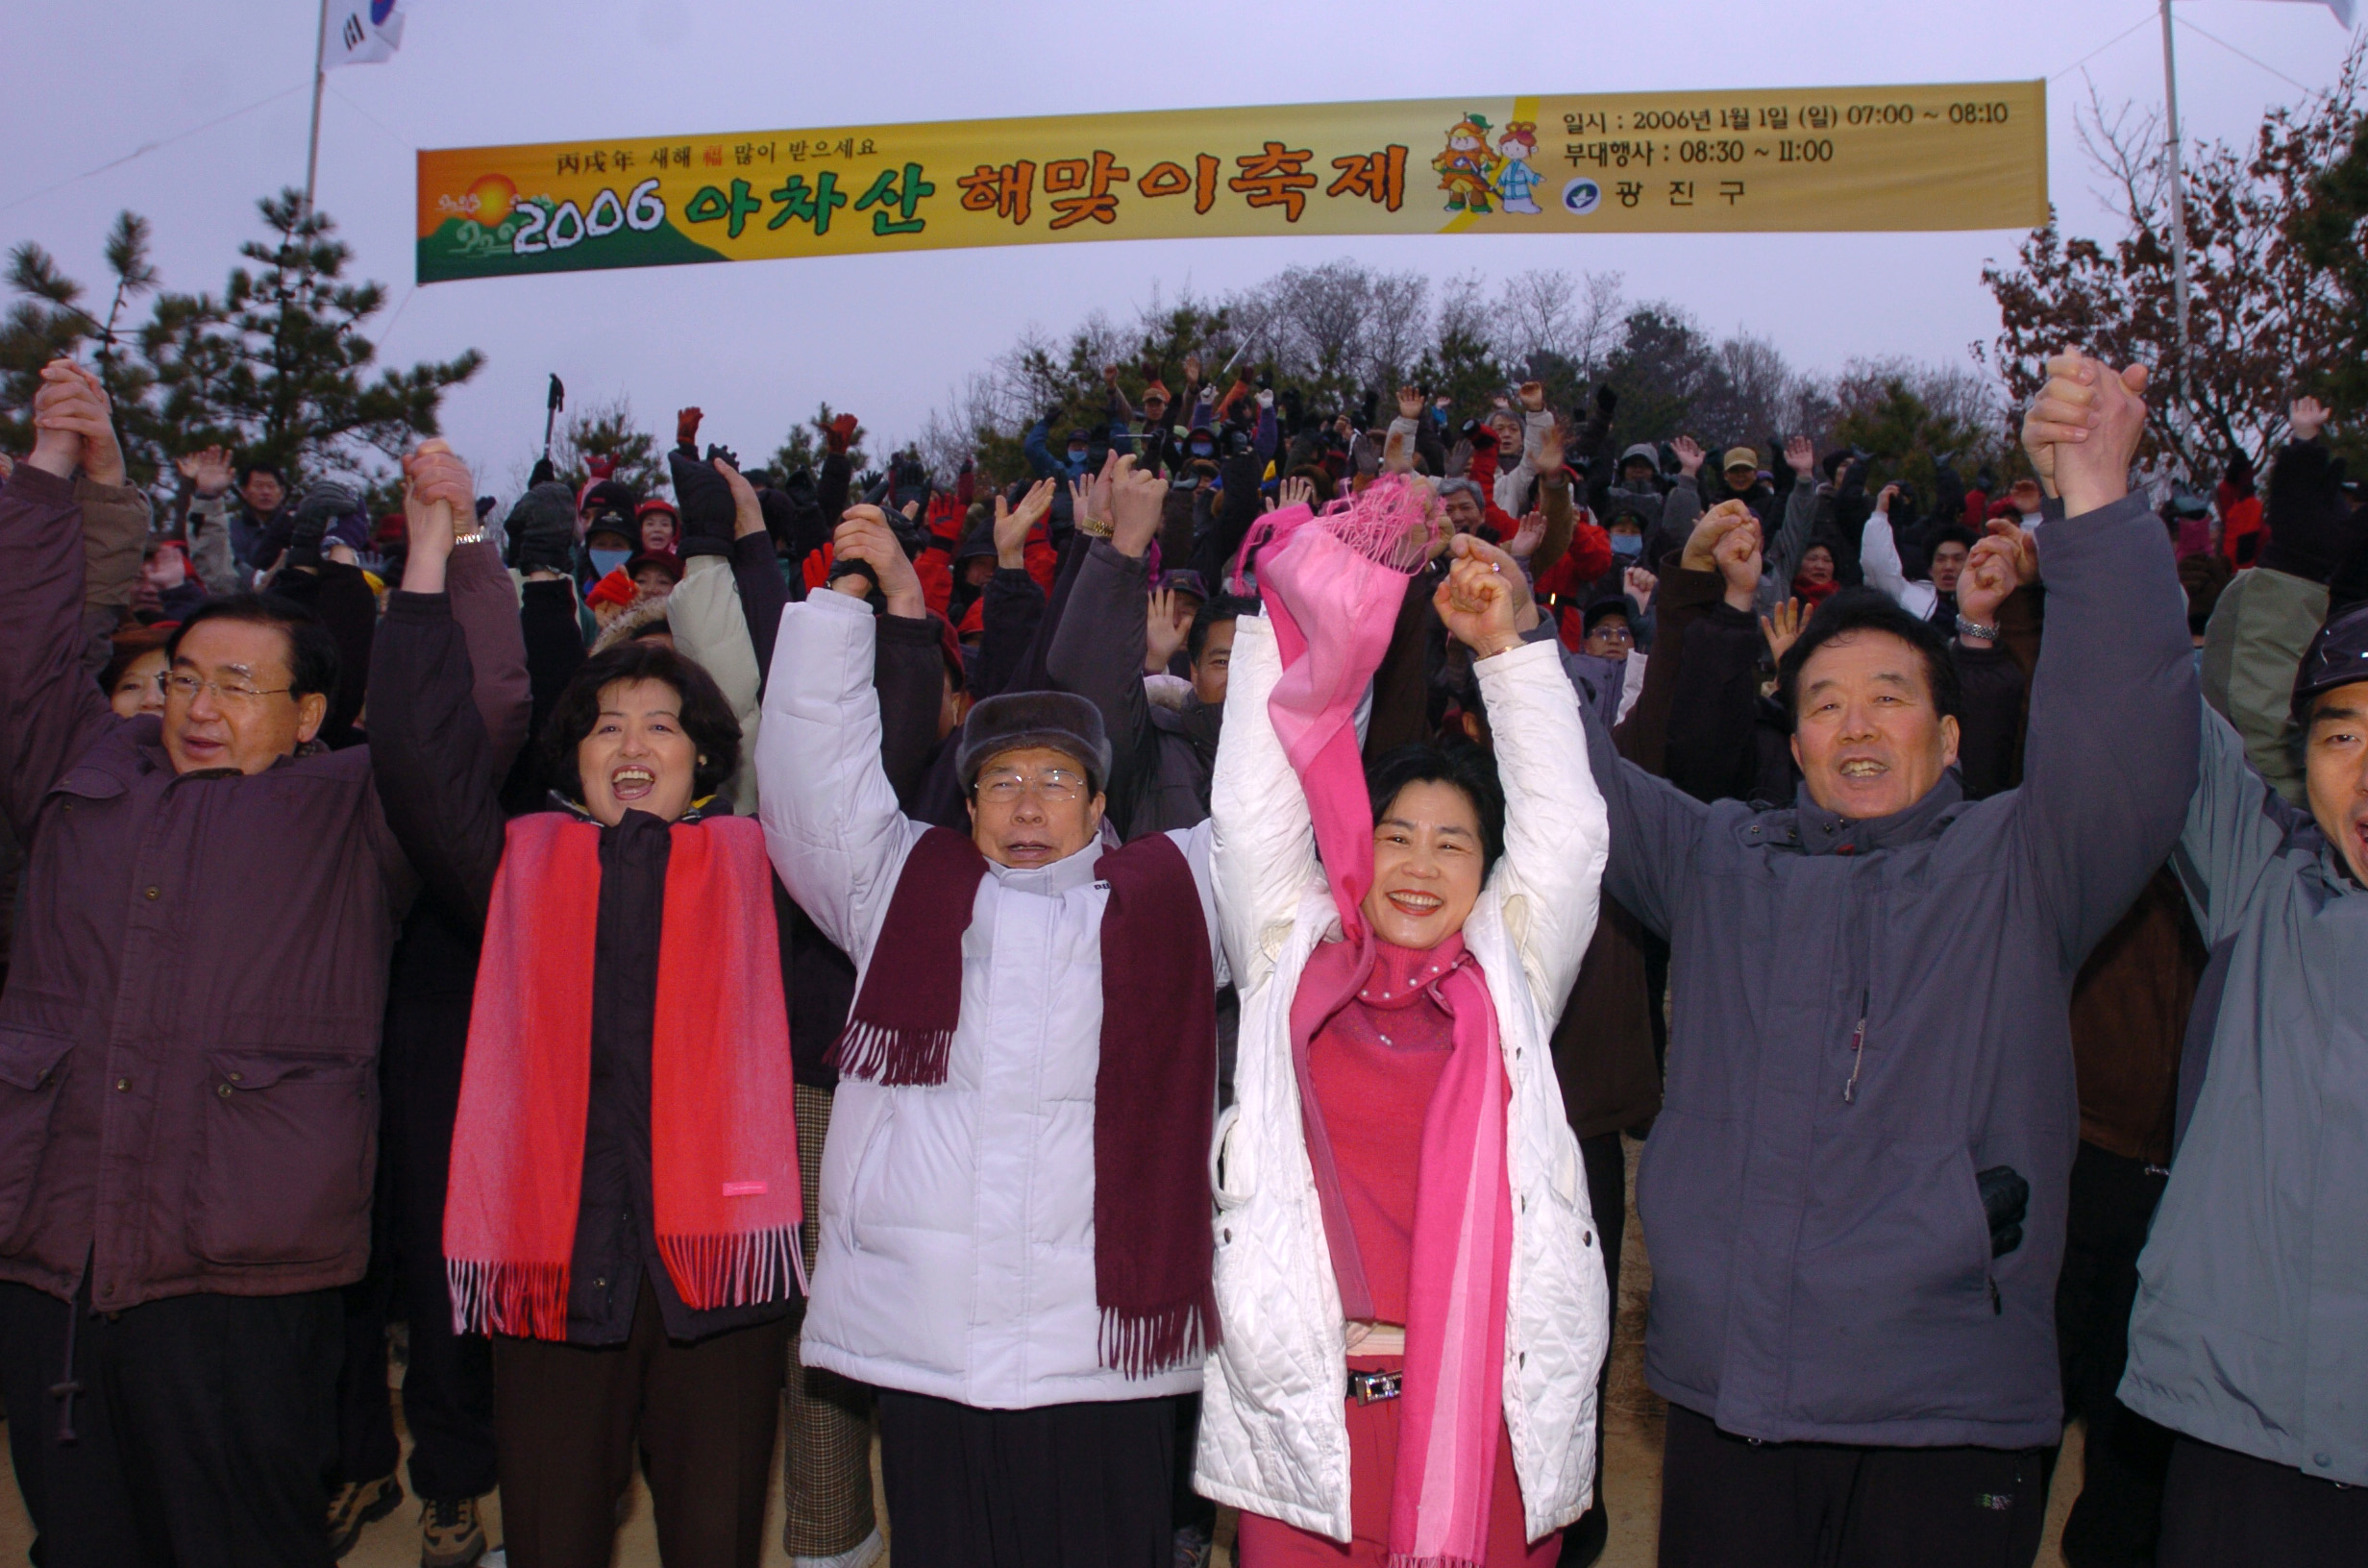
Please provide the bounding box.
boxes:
[415,84,2046,283]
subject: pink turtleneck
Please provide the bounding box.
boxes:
[1303,933,1474,1324]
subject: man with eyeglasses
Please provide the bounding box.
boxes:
[0,361,527,1568]
[757,475,1226,1568]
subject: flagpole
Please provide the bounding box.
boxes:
[2158,0,2193,400]
[303,0,330,215]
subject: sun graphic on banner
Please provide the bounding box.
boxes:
[465,174,517,227]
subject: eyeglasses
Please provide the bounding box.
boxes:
[162,673,294,706]
[976,767,1085,804]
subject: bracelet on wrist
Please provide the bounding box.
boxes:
[1956,613,2001,643]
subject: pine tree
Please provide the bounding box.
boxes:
[142,188,481,486]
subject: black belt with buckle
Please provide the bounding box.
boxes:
[1348,1368,1403,1404]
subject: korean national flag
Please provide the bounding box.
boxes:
[327,0,406,69]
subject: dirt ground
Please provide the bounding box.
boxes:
[0,1138,2081,1566]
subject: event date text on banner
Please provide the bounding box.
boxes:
[414,84,2047,283]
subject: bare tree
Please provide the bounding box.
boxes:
[1493,268,1625,380]
[1981,49,2362,478]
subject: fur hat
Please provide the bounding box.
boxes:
[955,690,1111,796]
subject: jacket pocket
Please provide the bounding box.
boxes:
[0,1027,73,1242]
[1210,1103,1253,1212]
[846,1097,898,1251]
[187,1050,375,1267]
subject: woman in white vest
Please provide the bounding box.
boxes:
[1196,509,1613,1566]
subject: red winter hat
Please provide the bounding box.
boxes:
[636,497,678,521]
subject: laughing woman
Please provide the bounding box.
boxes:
[1195,485,1613,1568]
[368,445,802,1568]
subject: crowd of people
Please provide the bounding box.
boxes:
[0,341,2361,1568]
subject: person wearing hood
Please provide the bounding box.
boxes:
[2117,397,2368,1565]
[1580,355,2197,1567]
[757,478,1224,1568]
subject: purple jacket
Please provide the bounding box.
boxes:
[0,466,525,1310]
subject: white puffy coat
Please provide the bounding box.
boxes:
[1194,614,1613,1543]
[756,590,1220,1409]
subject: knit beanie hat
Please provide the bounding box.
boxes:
[955,690,1111,796]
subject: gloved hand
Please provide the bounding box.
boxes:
[670,442,739,558]
[506,482,579,576]
[826,412,860,455]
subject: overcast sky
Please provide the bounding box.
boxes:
[7,0,2358,484]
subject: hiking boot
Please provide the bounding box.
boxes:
[327,1474,404,1559]
[420,1494,489,1568]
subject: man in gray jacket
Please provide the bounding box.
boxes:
[1579,353,2197,1567]
[2117,397,2368,1565]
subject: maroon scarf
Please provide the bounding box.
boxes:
[834,825,1221,1377]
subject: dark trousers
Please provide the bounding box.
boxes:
[2158,1433,2368,1567]
[2055,1139,2174,1567]
[875,1388,1176,1568]
[331,1180,401,1489]
[1657,1402,2050,1568]
[1559,1130,1629,1567]
[0,1279,340,1568]
[491,1276,787,1568]
[381,946,499,1503]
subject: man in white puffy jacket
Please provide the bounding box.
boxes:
[757,500,1224,1568]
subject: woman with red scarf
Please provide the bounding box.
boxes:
[370,449,802,1568]
[1196,479,1613,1566]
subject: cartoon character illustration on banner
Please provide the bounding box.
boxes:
[1433,112,1497,213]
[1492,121,1542,214]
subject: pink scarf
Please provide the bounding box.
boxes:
[446,814,804,1338]
[1254,478,1518,1568]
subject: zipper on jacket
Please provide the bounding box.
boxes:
[1842,992,1868,1104]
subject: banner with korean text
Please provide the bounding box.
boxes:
[415,83,2047,283]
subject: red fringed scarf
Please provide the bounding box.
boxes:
[445,813,804,1339]
[834,825,1220,1377]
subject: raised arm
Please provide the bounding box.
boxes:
[177,445,243,596]
[0,364,126,837]
[447,537,531,781]
[1208,609,1316,990]
[1470,625,1609,1013]
[1047,464,1167,831]
[755,511,926,965]
[1755,448,1819,613]
[2011,355,2202,965]
[367,443,506,927]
